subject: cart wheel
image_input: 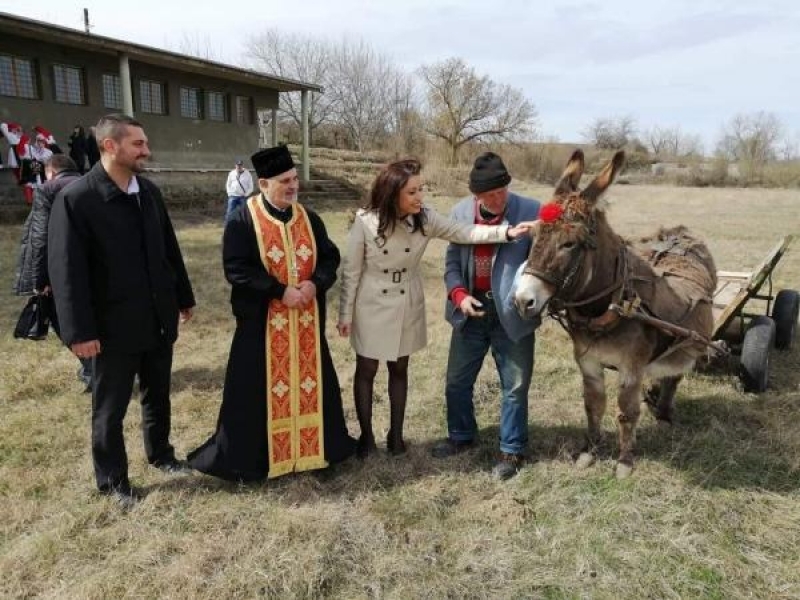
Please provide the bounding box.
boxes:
[739,315,776,393]
[772,289,799,350]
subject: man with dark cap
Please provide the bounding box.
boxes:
[188,145,355,481]
[431,151,541,480]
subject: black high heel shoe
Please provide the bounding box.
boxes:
[356,434,377,458]
[386,430,407,456]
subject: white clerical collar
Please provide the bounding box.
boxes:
[264,194,290,212]
[126,176,140,194]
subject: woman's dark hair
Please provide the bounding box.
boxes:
[74,125,85,137]
[366,158,426,244]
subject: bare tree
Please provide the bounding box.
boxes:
[716,111,783,165]
[582,116,637,149]
[383,71,423,154]
[244,30,337,144]
[326,40,397,152]
[779,133,799,161]
[169,31,225,61]
[644,125,680,157]
[418,58,537,164]
[644,125,705,158]
[679,133,704,158]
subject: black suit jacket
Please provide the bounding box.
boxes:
[48,162,195,351]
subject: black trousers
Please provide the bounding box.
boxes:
[91,341,176,491]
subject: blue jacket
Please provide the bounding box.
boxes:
[444,191,541,342]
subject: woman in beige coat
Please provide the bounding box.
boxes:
[337,158,531,457]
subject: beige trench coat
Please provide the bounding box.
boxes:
[339,207,509,361]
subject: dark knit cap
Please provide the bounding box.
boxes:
[469,151,511,194]
[251,145,295,179]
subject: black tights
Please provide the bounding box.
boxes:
[353,354,409,454]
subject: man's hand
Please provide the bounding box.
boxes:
[337,322,351,337]
[71,339,101,359]
[506,219,540,240]
[297,280,317,306]
[282,286,306,308]
[459,295,486,318]
[180,308,193,324]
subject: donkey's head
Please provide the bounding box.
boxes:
[513,149,625,319]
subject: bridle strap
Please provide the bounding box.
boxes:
[523,244,584,293]
[561,246,628,309]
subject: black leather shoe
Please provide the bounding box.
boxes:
[101,485,141,510]
[491,453,524,480]
[154,458,193,476]
[386,430,407,456]
[356,434,378,458]
[431,438,475,458]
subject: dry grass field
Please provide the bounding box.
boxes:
[1,182,799,599]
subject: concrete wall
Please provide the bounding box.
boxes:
[0,167,235,216]
[1,34,278,168]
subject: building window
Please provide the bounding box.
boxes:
[102,73,122,109]
[180,86,203,119]
[139,79,166,115]
[207,91,227,121]
[235,95,253,124]
[0,54,38,98]
[53,64,85,104]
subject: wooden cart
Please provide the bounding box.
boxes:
[711,235,798,392]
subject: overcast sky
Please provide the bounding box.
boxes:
[8,1,800,150]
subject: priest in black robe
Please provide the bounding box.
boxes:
[189,146,355,481]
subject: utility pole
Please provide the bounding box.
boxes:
[83,8,91,34]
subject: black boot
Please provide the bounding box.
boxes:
[386,429,407,456]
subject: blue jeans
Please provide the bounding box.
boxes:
[444,298,535,455]
[225,196,246,224]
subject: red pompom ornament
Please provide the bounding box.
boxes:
[539,202,564,223]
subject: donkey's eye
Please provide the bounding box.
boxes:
[560,241,576,250]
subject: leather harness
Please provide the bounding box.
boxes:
[523,225,726,360]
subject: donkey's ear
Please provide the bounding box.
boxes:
[554,149,585,195]
[581,150,625,205]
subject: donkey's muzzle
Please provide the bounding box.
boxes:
[513,290,544,320]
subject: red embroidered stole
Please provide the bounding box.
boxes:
[247,196,327,478]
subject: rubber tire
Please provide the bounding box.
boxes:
[772,289,799,350]
[739,315,775,393]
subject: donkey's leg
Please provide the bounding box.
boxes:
[576,357,606,470]
[653,375,682,425]
[643,381,660,414]
[615,369,643,479]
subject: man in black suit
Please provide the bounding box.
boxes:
[49,114,196,508]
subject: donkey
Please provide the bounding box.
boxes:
[513,149,717,478]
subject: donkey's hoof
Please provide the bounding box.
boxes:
[575,452,595,470]
[614,461,634,479]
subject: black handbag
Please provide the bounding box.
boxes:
[13,295,52,340]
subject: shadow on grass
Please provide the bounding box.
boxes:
[528,391,800,494]
[171,365,226,394]
[152,358,800,501]
[145,389,800,502]
[144,428,519,503]
[635,390,800,492]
